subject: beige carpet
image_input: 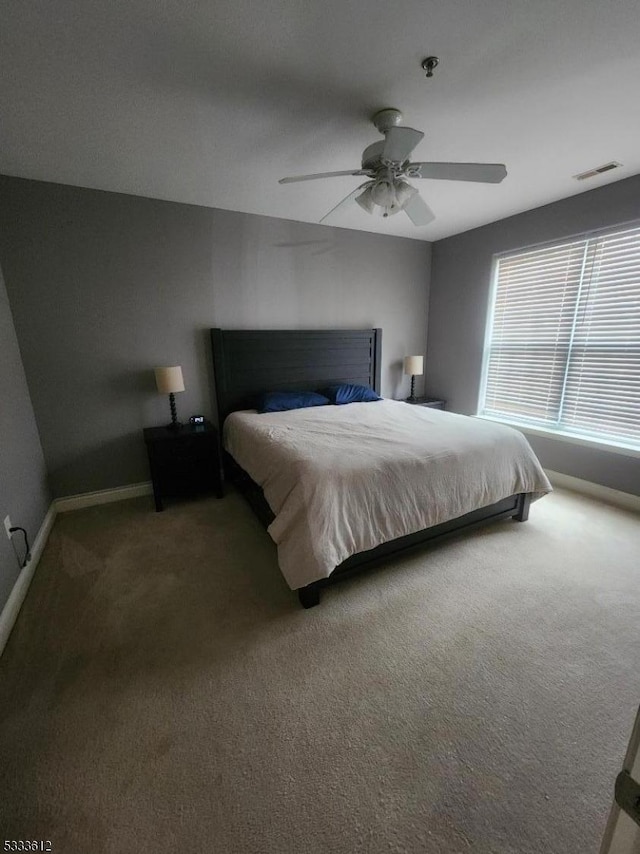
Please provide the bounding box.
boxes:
[0,487,639,853]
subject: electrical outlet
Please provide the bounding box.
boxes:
[4,515,12,539]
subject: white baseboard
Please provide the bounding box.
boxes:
[55,481,153,513]
[545,469,640,513]
[0,501,57,657]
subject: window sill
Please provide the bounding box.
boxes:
[475,414,640,459]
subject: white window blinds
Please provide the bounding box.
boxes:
[480,222,640,449]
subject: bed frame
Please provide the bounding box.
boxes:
[210,327,531,608]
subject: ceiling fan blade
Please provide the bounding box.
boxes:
[319,182,372,223]
[403,193,436,227]
[382,127,424,164]
[410,162,507,183]
[279,170,367,184]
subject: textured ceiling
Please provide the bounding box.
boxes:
[1,0,639,241]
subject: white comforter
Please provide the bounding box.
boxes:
[223,399,552,589]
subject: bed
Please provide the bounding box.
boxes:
[211,328,552,607]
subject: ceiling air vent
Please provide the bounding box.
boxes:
[574,161,622,181]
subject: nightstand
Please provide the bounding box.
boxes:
[143,421,223,511]
[404,397,446,410]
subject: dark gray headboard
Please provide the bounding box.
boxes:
[210,328,382,423]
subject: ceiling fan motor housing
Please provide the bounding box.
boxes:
[361,141,385,170]
[372,108,403,133]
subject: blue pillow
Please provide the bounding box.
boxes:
[257,391,331,413]
[323,384,382,405]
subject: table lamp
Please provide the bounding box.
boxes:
[154,366,185,429]
[403,355,424,402]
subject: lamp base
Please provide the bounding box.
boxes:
[167,392,182,430]
[407,374,417,402]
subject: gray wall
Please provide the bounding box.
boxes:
[427,173,640,496]
[0,176,431,498]
[0,263,51,609]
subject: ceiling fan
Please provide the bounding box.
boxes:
[279,108,507,226]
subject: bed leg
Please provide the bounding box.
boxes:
[514,493,531,522]
[298,582,321,609]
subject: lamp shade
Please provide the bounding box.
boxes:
[403,355,424,376]
[154,366,185,394]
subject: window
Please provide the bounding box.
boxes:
[479,222,640,450]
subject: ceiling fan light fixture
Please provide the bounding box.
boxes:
[355,186,376,214]
[371,179,395,207]
[394,180,418,209]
